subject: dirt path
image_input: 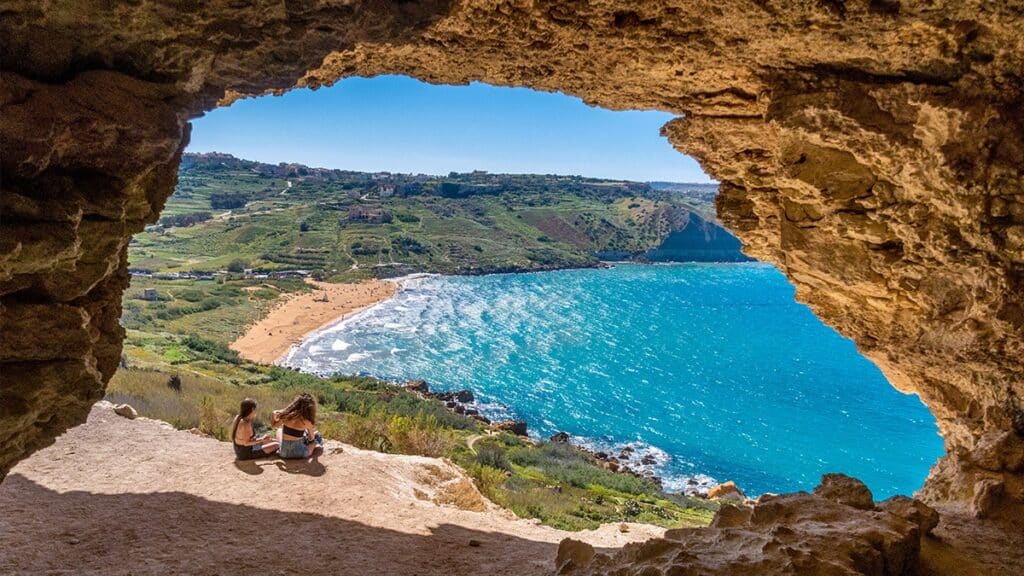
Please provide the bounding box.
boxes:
[230,278,395,365]
[0,403,664,576]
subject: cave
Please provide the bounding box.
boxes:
[2,0,1022,574]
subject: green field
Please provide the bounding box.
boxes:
[130,153,716,279]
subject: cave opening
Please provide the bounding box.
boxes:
[5,3,1024,571]
[109,75,943,504]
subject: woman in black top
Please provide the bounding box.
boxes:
[232,398,279,460]
[272,393,324,459]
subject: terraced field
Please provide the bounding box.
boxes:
[130,153,718,280]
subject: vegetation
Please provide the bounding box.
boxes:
[115,273,715,531]
[111,152,720,531]
[129,152,718,279]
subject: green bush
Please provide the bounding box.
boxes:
[252,288,279,301]
[325,411,392,452]
[468,464,510,497]
[509,442,658,495]
[176,288,206,303]
[474,444,511,471]
[181,334,241,364]
[387,413,456,457]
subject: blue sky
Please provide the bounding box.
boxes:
[187,75,712,183]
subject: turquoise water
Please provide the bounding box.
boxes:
[284,264,943,498]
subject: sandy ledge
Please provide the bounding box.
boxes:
[0,402,664,575]
[230,278,395,365]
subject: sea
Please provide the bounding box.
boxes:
[283,263,945,498]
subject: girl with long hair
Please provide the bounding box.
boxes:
[271,393,324,459]
[231,398,279,460]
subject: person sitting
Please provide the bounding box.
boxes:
[232,398,279,460]
[271,393,324,459]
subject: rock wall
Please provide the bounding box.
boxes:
[1,0,1022,524]
[556,474,943,576]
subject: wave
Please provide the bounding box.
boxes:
[280,264,943,498]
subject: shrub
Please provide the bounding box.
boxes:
[328,411,392,452]
[176,288,205,303]
[468,464,509,497]
[299,221,310,232]
[159,211,212,228]
[252,288,279,301]
[387,413,456,457]
[199,395,229,440]
[210,192,248,209]
[181,334,241,364]
[167,374,182,393]
[509,442,658,495]
[392,236,426,255]
[474,444,511,471]
[226,258,249,273]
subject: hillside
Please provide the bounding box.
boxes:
[130,153,732,279]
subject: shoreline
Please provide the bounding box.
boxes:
[267,266,751,497]
[229,278,396,365]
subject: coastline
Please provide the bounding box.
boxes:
[229,278,396,365]
[274,268,726,496]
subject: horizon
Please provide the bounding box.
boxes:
[182,150,718,186]
[186,75,715,184]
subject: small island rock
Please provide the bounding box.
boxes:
[549,431,571,443]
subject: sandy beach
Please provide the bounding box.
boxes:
[230,278,395,364]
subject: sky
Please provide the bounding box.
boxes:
[187,75,712,183]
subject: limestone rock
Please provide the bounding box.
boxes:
[813,473,875,510]
[112,404,138,420]
[492,420,528,437]
[708,504,752,528]
[559,490,922,575]
[878,495,940,536]
[405,379,429,394]
[707,480,746,501]
[555,539,595,574]
[2,0,1024,567]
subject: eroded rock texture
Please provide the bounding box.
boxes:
[1,0,1023,564]
[556,475,941,575]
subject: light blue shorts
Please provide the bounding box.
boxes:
[278,439,309,459]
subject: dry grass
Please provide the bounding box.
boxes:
[107,368,301,440]
[316,410,458,457]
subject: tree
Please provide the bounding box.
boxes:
[227,258,249,273]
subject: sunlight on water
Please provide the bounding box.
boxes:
[285,263,944,497]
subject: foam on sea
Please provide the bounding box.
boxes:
[280,265,943,498]
[572,436,718,496]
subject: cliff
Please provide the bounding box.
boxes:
[645,212,753,262]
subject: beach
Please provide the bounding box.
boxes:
[230,278,395,364]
